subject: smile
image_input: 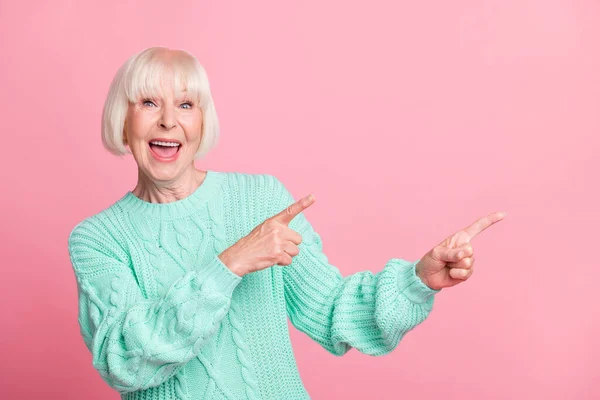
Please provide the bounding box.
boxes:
[148,141,181,162]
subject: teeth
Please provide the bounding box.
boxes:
[150,141,180,147]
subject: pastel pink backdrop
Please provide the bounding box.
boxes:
[0,1,597,399]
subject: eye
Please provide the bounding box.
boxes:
[180,101,194,109]
[142,99,156,107]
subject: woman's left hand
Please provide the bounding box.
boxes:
[415,211,507,290]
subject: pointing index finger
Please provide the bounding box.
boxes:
[273,194,316,225]
[463,211,507,240]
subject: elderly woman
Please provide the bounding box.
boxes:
[68,46,506,400]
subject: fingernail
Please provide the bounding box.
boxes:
[458,251,464,258]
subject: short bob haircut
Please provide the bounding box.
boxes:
[101,46,220,160]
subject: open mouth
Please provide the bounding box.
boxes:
[148,141,182,159]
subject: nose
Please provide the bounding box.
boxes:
[159,105,176,130]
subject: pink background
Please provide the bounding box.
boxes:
[1,1,598,399]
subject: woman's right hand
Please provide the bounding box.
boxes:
[218,193,316,277]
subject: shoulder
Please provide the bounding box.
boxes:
[68,199,122,240]
[221,170,284,190]
[68,208,126,263]
[68,214,108,251]
[69,214,99,244]
[221,170,290,199]
[68,191,128,244]
[219,170,294,218]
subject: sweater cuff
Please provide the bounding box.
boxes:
[195,254,243,296]
[396,259,441,303]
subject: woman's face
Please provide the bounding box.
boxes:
[123,83,202,183]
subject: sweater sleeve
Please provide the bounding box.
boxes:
[271,176,441,357]
[67,218,242,394]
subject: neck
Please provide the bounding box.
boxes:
[132,165,206,204]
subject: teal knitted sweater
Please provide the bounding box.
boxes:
[68,170,441,400]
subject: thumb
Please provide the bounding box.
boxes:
[433,245,467,263]
[272,194,316,225]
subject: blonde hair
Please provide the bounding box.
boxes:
[101,47,220,160]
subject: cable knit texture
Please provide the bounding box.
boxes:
[68,170,441,399]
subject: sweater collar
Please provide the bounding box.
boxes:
[116,169,226,219]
